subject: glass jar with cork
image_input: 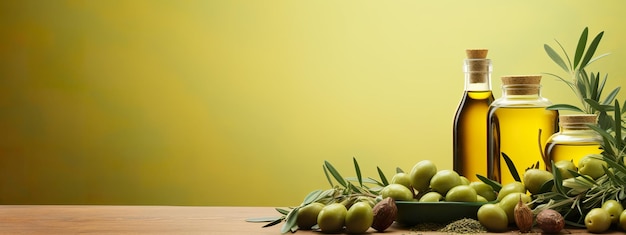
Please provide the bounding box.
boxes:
[453,49,494,182]
[487,75,559,184]
[544,114,603,171]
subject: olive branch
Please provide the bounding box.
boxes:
[246,157,391,233]
[543,27,622,130]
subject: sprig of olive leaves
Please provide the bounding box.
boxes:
[489,27,626,227]
[543,27,622,130]
[532,100,626,227]
[251,157,391,233]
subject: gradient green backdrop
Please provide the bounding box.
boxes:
[1,1,625,206]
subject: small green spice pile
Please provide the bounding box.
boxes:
[409,218,486,234]
[409,222,444,232]
[438,218,486,234]
[439,218,487,234]
[410,218,487,234]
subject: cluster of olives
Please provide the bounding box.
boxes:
[478,154,626,233]
[294,156,626,233]
[475,181,530,232]
[555,155,626,233]
[296,200,374,233]
[380,160,497,203]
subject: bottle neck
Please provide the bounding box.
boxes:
[464,59,492,91]
[560,123,596,132]
[501,84,541,98]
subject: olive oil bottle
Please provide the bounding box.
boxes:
[453,49,494,182]
[487,75,558,184]
[545,114,602,170]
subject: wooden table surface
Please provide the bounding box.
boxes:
[0,205,623,234]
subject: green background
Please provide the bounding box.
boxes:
[1,0,625,206]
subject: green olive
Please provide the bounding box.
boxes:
[296,202,325,229]
[523,169,554,195]
[477,204,508,232]
[317,203,347,233]
[429,170,462,195]
[418,191,443,202]
[381,184,413,201]
[498,192,531,224]
[391,172,412,190]
[469,181,497,202]
[496,181,526,202]
[344,201,373,233]
[554,160,577,179]
[460,176,470,185]
[409,160,437,193]
[601,199,624,224]
[585,208,611,233]
[445,185,477,202]
[578,154,607,179]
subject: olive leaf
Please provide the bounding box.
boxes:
[275,208,290,215]
[603,153,626,175]
[538,179,555,194]
[346,177,380,185]
[323,164,334,188]
[324,160,347,187]
[573,27,588,69]
[584,99,613,112]
[302,189,323,206]
[366,177,385,187]
[245,216,282,223]
[546,104,584,112]
[602,87,621,105]
[353,157,363,187]
[603,165,626,186]
[550,160,567,195]
[545,44,569,73]
[261,217,284,227]
[580,31,604,69]
[502,153,521,182]
[613,100,623,150]
[377,166,389,186]
[280,207,299,234]
[476,174,501,192]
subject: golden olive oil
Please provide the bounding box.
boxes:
[453,49,493,182]
[453,90,494,182]
[544,114,603,169]
[545,143,602,166]
[488,107,558,185]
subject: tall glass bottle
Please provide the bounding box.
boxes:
[453,49,494,182]
[544,114,602,170]
[487,75,558,184]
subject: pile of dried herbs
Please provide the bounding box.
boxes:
[409,218,486,234]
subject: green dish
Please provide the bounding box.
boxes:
[394,201,489,226]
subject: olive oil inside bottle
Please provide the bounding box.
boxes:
[488,107,558,184]
[453,90,494,182]
[453,49,493,182]
[545,142,602,166]
[544,114,603,169]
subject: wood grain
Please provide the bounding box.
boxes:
[0,205,622,234]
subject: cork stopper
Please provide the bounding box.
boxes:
[465,49,491,83]
[466,49,488,59]
[501,75,541,95]
[560,114,598,130]
[560,114,597,123]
